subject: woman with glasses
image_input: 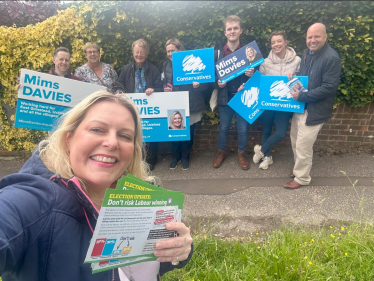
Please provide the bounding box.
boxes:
[118,39,163,170]
[75,42,118,90]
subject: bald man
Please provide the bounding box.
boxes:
[283,23,341,189]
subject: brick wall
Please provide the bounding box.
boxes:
[160,102,373,153]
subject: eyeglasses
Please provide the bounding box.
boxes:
[86,50,99,55]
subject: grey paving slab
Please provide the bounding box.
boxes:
[0,147,373,236]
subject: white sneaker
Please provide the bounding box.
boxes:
[253,145,263,164]
[259,156,273,170]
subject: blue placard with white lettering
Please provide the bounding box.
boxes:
[216,40,264,84]
[172,48,215,85]
[125,92,190,142]
[258,76,307,113]
[15,69,106,131]
[228,71,264,124]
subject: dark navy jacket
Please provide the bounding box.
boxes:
[0,149,191,280]
[214,39,257,106]
[297,42,341,125]
[117,59,163,94]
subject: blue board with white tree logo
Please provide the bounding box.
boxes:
[172,48,215,85]
[228,70,264,124]
[258,76,307,113]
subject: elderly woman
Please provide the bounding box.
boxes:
[246,45,263,64]
[118,39,163,95]
[253,31,301,169]
[161,38,208,170]
[75,42,118,89]
[169,110,186,130]
[0,91,193,280]
[118,39,163,171]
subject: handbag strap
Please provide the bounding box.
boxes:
[87,64,105,86]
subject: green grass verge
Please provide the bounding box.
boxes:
[163,223,374,281]
[2,223,373,280]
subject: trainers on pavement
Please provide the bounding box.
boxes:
[253,145,263,164]
[169,159,181,170]
[182,159,189,170]
[259,156,273,170]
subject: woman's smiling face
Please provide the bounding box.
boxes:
[66,101,135,193]
[173,114,182,128]
[271,35,288,56]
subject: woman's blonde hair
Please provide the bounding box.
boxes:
[169,110,184,129]
[131,39,150,55]
[83,42,100,53]
[165,38,185,51]
[39,91,153,204]
[246,46,257,61]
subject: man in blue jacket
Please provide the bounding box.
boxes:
[284,23,341,189]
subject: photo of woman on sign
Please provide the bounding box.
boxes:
[246,45,263,65]
[169,110,186,130]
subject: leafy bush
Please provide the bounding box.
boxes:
[1,1,373,150]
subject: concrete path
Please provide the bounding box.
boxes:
[1,147,373,237]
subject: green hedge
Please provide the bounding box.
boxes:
[1,1,373,151]
[76,1,374,107]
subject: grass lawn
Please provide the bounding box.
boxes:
[1,223,373,280]
[163,222,374,281]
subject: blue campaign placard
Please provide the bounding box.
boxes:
[15,99,70,131]
[15,69,105,131]
[126,92,190,142]
[228,70,264,124]
[141,116,190,142]
[258,76,307,113]
[172,48,215,85]
[216,40,264,84]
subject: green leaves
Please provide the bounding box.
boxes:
[1,1,374,150]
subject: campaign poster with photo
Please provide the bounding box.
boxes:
[172,48,215,85]
[228,70,264,124]
[258,76,307,113]
[15,69,106,131]
[215,40,264,84]
[125,92,190,142]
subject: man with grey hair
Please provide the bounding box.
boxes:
[284,22,341,189]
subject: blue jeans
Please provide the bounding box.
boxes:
[261,110,292,157]
[218,105,249,152]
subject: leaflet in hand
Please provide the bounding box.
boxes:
[85,174,185,273]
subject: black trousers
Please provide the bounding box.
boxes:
[171,123,196,162]
[145,142,159,166]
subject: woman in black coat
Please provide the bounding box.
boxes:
[161,38,208,170]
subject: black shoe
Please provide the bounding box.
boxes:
[169,159,181,170]
[182,159,189,171]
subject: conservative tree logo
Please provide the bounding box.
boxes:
[269,80,293,101]
[182,55,206,74]
[172,48,215,85]
[241,87,259,108]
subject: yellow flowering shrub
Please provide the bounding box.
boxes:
[1,1,373,151]
[0,3,123,151]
